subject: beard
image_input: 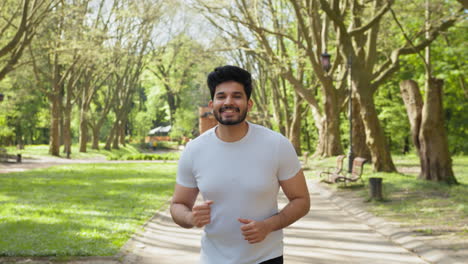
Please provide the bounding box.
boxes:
[213,106,248,125]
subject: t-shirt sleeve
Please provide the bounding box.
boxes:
[276,135,302,181]
[176,147,198,188]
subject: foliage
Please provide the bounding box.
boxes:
[0,163,176,256]
[0,0,465,177]
[395,22,468,154]
[170,107,199,139]
[375,80,412,154]
[0,72,49,145]
[107,152,180,161]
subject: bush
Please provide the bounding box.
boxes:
[107,152,180,161]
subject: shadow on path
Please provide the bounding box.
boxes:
[120,182,429,264]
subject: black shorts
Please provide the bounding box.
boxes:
[259,255,283,264]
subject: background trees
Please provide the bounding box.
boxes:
[0,0,466,184]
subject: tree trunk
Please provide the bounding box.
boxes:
[91,125,100,150]
[351,98,371,160]
[49,94,61,156]
[62,115,72,157]
[400,80,423,151]
[419,79,457,183]
[355,84,396,172]
[104,123,116,151]
[271,78,286,135]
[165,85,177,124]
[119,120,126,146]
[79,85,91,153]
[317,100,343,157]
[112,121,120,149]
[289,95,302,155]
[79,106,89,153]
[15,122,24,150]
[313,115,343,157]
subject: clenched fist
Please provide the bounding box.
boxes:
[189,200,213,228]
[238,218,271,244]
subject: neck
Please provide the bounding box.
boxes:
[215,121,249,142]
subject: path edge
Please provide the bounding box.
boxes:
[309,180,461,264]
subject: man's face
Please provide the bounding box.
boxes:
[209,81,253,126]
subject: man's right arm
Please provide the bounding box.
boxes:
[170,184,198,228]
[170,184,213,229]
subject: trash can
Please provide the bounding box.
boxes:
[369,177,383,200]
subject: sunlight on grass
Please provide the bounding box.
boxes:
[305,154,468,238]
[5,143,142,159]
[0,163,176,257]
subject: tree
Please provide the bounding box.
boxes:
[103,0,163,150]
[398,0,460,184]
[317,0,464,171]
[0,0,57,81]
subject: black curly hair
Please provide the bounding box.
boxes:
[207,65,252,100]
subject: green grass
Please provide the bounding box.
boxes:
[4,143,142,160]
[0,163,176,257]
[305,154,468,237]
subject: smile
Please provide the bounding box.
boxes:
[220,107,239,113]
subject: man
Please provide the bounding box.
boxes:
[170,65,310,264]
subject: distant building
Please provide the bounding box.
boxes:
[145,125,171,143]
[199,106,217,134]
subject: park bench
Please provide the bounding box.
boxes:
[0,148,22,163]
[319,155,346,180]
[321,157,367,186]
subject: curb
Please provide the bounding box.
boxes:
[309,180,462,264]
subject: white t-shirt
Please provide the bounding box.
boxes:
[177,122,301,264]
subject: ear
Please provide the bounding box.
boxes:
[247,99,253,112]
[208,100,213,110]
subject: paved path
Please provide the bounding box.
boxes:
[0,156,176,174]
[120,181,435,264]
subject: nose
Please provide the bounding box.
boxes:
[224,95,234,105]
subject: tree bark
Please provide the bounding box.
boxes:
[419,79,457,183]
[351,97,371,160]
[400,80,423,151]
[270,78,286,135]
[289,95,302,155]
[400,79,457,183]
[354,81,396,172]
[312,89,343,157]
[79,104,89,152]
[48,53,62,157]
[62,76,75,157]
[91,125,100,150]
[62,115,72,157]
[104,123,116,151]
[48,93,61,156]
[112,120,120,149]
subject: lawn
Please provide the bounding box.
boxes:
[4,144,142,160]
[305,154,468,238]
[0,163,177,257]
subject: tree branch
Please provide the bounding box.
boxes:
[349,0,394,37]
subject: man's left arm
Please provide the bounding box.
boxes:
[239,169,310,244]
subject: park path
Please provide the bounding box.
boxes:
[0,157,460,264]
[119,180,455,264]
[0,155,176,174]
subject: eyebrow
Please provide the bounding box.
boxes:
[215,91,244,96]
